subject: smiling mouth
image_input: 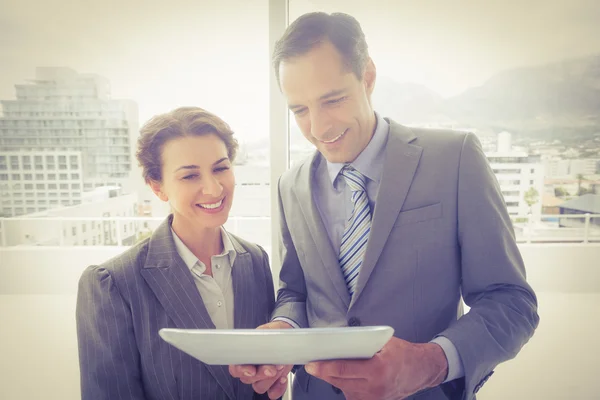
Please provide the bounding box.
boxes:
[196,199,223,209]
[320,129,348,144]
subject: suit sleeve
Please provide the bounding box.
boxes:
[437,133,540,399]
[270,176,309,328]
[76,265,147,400]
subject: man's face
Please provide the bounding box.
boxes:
[279,40,377,164]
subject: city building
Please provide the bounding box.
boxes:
[1,186,138,247]
[558,194,600,229]
[486,132,545,217]
[0,67,138,193]
[0,150,84,217]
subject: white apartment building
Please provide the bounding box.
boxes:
[487,133,544,217]
[1,186,138,247]
[0,150,84,217]
[0,67,138,192]
[543,157,600,178]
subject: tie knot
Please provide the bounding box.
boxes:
[340,166,367,193]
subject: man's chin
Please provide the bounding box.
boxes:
[320,149,353,164]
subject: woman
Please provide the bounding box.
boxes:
[76,107,275,400]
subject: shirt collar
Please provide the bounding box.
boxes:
[171,226,236,272]
[326,111,389,187]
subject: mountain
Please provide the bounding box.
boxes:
[374,54,600,139]
[372,77,445,124]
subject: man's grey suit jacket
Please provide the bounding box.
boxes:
[272,119,539,400]
[76,215,275,400]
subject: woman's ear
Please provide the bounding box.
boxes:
[149,180,168,202]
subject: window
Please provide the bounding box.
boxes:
[36,184,45,190]
[35,174,43,180]
[48,174,56,180]
[71,173,79,180]
[24,184,33,190]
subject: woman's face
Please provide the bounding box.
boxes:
[150,133,235,231]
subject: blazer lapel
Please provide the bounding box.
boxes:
[293,153,351,309]
[140,215,235,400]
[228,233,258,329]
[350,121,422,308]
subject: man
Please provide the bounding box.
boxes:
[230,12,539,400]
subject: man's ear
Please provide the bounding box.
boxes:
[363,58,376,97]
[149,179,168,202]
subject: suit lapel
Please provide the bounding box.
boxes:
[293,154,351,309]
[350,121,422,308]
[140,216,235,400]
[228,233,258,329]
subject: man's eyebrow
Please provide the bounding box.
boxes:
[288,89,347,110]
[318,89,346,101]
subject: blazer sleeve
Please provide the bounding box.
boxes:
[270,176,309,328]
[437,133,540,399]
[76,265,147,400]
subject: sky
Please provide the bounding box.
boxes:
[1,0,599,142]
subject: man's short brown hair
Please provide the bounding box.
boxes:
[272,12,370,83]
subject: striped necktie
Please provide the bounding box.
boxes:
[338,166,372,296]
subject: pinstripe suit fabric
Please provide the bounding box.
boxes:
[76,215,275,400]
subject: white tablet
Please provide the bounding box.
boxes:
[159,325,394,365]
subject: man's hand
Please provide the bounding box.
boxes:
[304,337,448,400]
[229,321,294,399]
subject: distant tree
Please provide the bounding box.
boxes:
[576,174,586,196]
[524,187,539,214]
[578,187,591,196]
[554,187,568,197]
[136,230,153,243]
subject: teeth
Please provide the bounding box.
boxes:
[322,129,347,144]
[198,199,223,209]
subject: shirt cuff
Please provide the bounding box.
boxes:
[272,316,300,329]
[430,336,465,383]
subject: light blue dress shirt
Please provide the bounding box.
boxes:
[279,112,464,382]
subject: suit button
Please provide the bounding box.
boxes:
[332,385,342,394]
[348,317,361,326]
